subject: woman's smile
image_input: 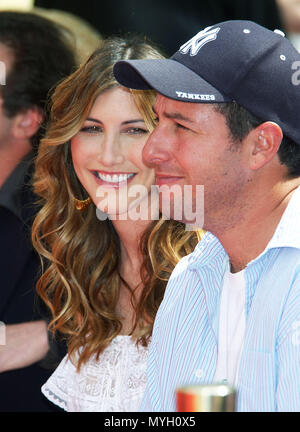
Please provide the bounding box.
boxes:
[91,170,137,188]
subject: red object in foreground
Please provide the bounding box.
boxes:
[176,384,236,412]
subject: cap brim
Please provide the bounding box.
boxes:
[113,58,231,103]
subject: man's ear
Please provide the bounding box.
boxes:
[11,107,44,140]
[248,122,283,171]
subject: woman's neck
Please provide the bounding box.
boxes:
[112,213,153,336]
[111,191,159,335]
[112,189,158,270]
[113,217,152,271]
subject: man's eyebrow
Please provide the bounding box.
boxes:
[165,112,195,124]
[152,108,195,124]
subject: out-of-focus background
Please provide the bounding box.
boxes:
[0,0,33,8]
[0,0,299,54]
[0,0,299,414]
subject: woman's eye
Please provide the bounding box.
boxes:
[125,127,148,135]
[80,125,102,133]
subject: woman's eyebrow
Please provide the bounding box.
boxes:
[85,117,102,123]
[85,118,145,125]
[121,119,145,125]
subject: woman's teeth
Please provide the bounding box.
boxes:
[95,172,135,183]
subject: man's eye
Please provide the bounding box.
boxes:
[80,125,102,133]
[176,123,189,130]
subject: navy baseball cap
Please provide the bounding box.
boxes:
[113,20,300,145]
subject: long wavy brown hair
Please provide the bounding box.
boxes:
[32,36,203,370]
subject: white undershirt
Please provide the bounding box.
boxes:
[213,265,246,387]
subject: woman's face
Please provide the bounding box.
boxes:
[71,86,155,218]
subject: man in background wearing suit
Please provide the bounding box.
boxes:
[0,11,76,411]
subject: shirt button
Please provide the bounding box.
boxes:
[195,369,203,379]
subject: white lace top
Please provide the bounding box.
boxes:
[41,335,149,412]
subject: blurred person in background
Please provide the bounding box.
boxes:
[32,6,102,63]
[0,11,76,411]
[276,0,300,50]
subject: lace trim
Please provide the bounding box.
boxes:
[42,385,67,411]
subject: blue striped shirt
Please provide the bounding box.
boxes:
[141,186,300,412]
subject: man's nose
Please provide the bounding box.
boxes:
[142,125,172,167]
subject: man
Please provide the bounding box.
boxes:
[0,12,76,411]
[113,20,300,411]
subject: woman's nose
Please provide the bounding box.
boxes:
[97,133,125,166]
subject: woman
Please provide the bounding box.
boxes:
[32,36,203,412]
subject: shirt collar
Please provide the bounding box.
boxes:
[188,231,227,270]
[0,151,34,220]
[265,185,300,251]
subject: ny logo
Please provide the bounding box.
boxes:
[180,27,220,56]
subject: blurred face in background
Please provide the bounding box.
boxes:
[0,42,13,149]
[276,0,300,32]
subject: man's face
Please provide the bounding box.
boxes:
[0,42,13,149]
[142,94,251,232]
